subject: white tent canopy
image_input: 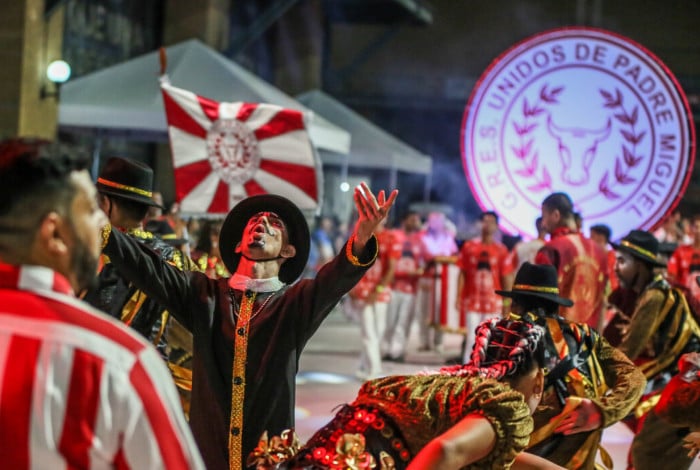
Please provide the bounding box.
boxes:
[296,89,432,174]
[58,39,350,155]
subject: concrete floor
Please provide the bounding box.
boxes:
[292,309,700,469]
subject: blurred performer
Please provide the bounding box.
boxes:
[667,214,700,304]
[84,158,197,351]
[146,217,190,252]
[350,217,401,379]
[191,219,230,279]
[610,230,700,470]
[253,319,564,470]
[164,201,192,257]
[456,211,514,362]
[382,211,423,362]
[653,209,686,244]
[101,182,396,469]
[0,138,203,468]
[82,157,200,415]
[509,217,547,270]
[590,223,618,292]
[535,192,608,330]
[312,215,337,270]
[416,211,458,354]
[654,353,700,462]
[503,263,645,470]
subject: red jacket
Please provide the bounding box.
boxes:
[536,227,609,328]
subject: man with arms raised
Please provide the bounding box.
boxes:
[102,181,397,469]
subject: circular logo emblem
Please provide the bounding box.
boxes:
[462,27,695,239]
[206,118,261,185]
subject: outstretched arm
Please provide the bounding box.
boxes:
[407,414,496,470]
[511,453,567,470]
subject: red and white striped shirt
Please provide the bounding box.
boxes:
[0,263,204,470]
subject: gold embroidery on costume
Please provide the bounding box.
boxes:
[354,376,532,469]
[229,291,256,470]
[308,433,393,470]
[247,429,301,469]
[334,433,378,469]
[527,317,614,469]
[121,290,148,325]
[637,288,700,380]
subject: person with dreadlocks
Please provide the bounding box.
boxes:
[249,319,565,470]
[501,262,645,469]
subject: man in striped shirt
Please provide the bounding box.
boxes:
[0,138,203,469]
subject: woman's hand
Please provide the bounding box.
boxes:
[554,398,602,435]
[683,431,700,459]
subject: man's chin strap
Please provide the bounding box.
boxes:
[240,253,286,263]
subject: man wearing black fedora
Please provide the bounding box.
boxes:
[608,229,700,470]
[100,181,397,470]
[498,262,645,469]
[83,157,199,413]
[84,157,196,342]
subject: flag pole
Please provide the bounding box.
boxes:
[159,47,167,76]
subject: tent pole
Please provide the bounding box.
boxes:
[91,136,103,181]
[389,165,398,192]
[423,169,431,202]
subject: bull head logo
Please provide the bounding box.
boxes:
[546,115,612,186]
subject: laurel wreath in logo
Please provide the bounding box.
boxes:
[597,88,645,200]
[511,84,561,192]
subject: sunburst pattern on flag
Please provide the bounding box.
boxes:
[160,79,320,214]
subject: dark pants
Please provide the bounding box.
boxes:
[631,407,693,470]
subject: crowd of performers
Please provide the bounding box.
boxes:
[1,137,700,470]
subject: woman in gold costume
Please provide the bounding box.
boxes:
[249,319,564,470]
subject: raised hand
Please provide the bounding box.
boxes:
[683,431,700,459]
[554,398,602,435]
[352,182,398,252]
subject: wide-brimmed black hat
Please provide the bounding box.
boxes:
[495,262,574,307]
[96,157,163,208]
[611,229,666,267]
[219,194,310,284]
[145,219,188,247]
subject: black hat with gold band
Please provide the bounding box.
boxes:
[96,157,164,208]
[495,262,574,307]
[611,229,666,268]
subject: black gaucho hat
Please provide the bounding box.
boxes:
[611,229,666,268]
[495,262,574,307]
[96,157,164,208]
[219,194,310,284]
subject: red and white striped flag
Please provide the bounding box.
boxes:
[160,78,320,214]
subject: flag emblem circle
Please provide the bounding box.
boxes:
[206,118,261,185]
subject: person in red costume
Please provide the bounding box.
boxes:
[534,193,608,330]
[456,210,514,362]
[667,214,700,305]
